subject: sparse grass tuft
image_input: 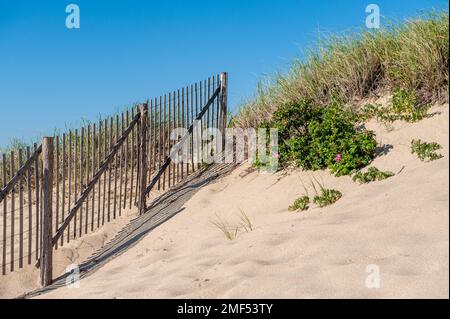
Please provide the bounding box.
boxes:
[288,195,310,212]
[313,189,342,208]
[211,210,254,240]
[352,167,395,184]
[411,139,444,161]
[211,216,240,241]
[238,209,254,232]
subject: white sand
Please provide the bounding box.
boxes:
[14,104,450,298]
[0,207,138,298]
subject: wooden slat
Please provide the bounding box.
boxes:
[73,129,78,239]
[138,104,148,214]
[216,74,221,150]
[98,120,103,228]
[10,151,15,272]
[55,136,60,250]
[191,84,195,172]
[119,113,124,217]
[2,154,7,275]
[157,97,162,190]
[102,119,107,225]
[153,99,157,174]
[171,92,176,187]
[129,108,135,210]
[212,77,216,159]
[162,95,167,190]
[26,147,32,263]
[200,81,204,169]
[67,133,72,243]
[79,128,84,237]
[18,149,24,268]
[148,102,153,188]
[86,125,91,234]
[123,111,129,210]
[196,82,200,170]
[135,106,140,204]
[167,93,172,188]
[181,88,185,180]
[113,115,119,219]
[41,137,53,287]
[177,90,181,184]
[185,86,190,176]
[91,124,96,231]
[61,134,66,246]
[107,118,113,222]
[207,77,211,162]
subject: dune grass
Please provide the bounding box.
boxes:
[233,10,449,129]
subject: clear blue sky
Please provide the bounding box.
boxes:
[0,0,447,146]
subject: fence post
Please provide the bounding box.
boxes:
[41,137,53,287]
[220,72,228,154]
[139,103,149,215]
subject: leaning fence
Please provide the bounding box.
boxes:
[0,73,228,286]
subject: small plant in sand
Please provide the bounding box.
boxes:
[238,209,254,232]
[288,196,310,212]
[310,175,342,208]
[352,167,395,184]
[313,189,342,208]
[359,89,429,124]
[289,176,311,212]
[392,88,429,123]
[211,210,254,240]
[411,139,444,162]
[211,216,240,241]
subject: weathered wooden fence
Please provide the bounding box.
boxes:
[0,73,228,286]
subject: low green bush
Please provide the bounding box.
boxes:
[359,89,429,123]
[313,189,342,207]
[352,167,395,184]
[268,100,377,176]
[288,196,310,212]
[392,88,429,122]
[411,139,444,161]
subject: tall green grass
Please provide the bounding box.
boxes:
[233,11,449,128]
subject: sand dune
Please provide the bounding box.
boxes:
[34,104,449,299]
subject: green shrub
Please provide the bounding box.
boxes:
[352,167,395,184]
[269,100,377,176]
[313,189,342,207]
[411,139,444,161]
[288,196,310,212]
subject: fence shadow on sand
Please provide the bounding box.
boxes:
[21,163,235,298]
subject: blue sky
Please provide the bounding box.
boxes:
[0,0,447,146]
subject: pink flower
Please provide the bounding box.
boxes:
[335,154,342,162]
[273,152,279,159]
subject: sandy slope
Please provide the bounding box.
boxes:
[35,104,449,299]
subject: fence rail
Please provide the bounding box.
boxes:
[0,72,228,286]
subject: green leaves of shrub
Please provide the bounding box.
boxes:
[288,196,310,212]
[411,139,444,161]
[313,189,342,207]
[392,88,429,122]
[352,167,395,184]
[269,100,377,176]
[360,89,429,123]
